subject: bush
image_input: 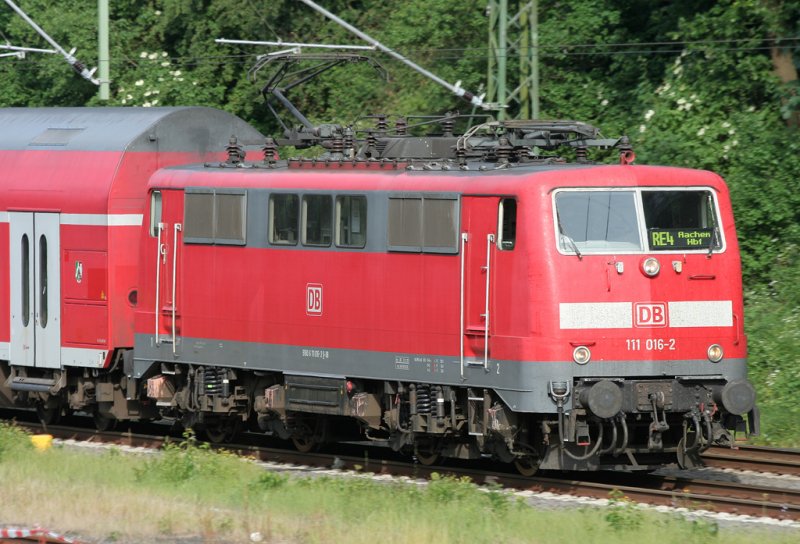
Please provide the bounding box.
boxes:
[0,422,32,461]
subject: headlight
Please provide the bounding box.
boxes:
[707,344,724,363]
[573,346,591,365]
[641,257,660,277]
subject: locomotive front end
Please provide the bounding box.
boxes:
[529,167,759,470]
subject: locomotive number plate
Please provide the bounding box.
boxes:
[625,338,677,351]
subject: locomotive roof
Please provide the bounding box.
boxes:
[0,106,264,152]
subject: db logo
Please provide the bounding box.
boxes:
[306,284,323,316]
[634,302,667,328]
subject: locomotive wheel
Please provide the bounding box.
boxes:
[289,417,326,453]
[203,419,239,444]
[414,443,441,466]
[93,410,117,432]
[36,403,61,426]
[513,456,540,477]
[291,435,320,453]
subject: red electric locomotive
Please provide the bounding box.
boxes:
[0,107,263,425]
[0,107,758,473]
[129,116,757,472]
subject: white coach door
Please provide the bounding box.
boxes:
[9,212,61,369]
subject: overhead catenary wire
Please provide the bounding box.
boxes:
[2,0,98,83]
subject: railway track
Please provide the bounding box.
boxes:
[14,419,800,523]
[702,444,800,476]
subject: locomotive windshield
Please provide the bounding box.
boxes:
[555,188,722,254]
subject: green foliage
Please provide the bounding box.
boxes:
[744,249,800,446]
[250,470,290,491]
[135,429,234,484]
[604,489,644,532]
[0,422,32,461]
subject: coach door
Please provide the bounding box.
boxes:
[9,212,61,369]
[460,196,500,375]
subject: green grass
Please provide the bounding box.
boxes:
[0,423,797,544]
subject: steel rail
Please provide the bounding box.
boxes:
[702,445,800,476]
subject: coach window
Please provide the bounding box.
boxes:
[336,196,367,248]
[270,194,299,245]
[498,198,517,250]
[149,191,162,237]
[21,234,30,327]
[302,195,333,246]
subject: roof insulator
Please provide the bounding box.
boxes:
[496,136,513,164]
[225,135,245,165]
[262,137,278,167]
[395,116,407,136]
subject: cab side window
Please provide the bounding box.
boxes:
[270,194,299,245]
[336,196,367,248]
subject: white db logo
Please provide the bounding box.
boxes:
[306,284,323,316]
[634,302,667,328]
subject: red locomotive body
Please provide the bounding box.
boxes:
[1,109,757,472]
[131,141,755,470]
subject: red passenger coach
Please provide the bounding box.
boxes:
[129,118,758,471]
[0,107,262,422]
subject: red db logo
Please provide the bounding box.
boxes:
[634,302,667,328]
[306,284,323,316]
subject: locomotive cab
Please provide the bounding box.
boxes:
[518,168,759,470]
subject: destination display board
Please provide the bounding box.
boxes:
[648,228,714,250]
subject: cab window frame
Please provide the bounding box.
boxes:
[552,187,725,256]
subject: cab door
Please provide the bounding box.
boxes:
[9,212,61,368]
[460,196,500,371]
[151,190,182,354]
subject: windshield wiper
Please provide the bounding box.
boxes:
[557,212,582,260]
[707,194,718,257]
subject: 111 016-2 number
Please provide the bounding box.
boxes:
[626,338,676,351]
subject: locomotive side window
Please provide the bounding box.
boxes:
[184,191,215,241]
[302,195,333,246]
[422,197,459,253]
[270,194,299,245]
[149,191,162,237]
[642,190,721,251]
[336,196,367,248]
[555,191,641,253]
[498,198,517,250]
[184,189,246,245]
[388,197,422,251]
[388,195,459,253]
[214,191,246,245]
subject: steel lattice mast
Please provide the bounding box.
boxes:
[487,0,539,120]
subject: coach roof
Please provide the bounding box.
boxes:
[0,106,263,152]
